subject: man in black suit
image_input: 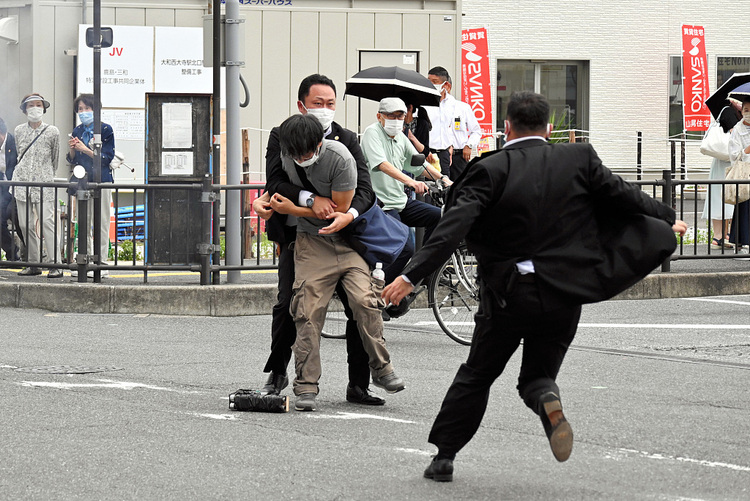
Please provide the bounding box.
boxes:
[254,74,403,405]
[383,91,687,482]
[0,117,20,261]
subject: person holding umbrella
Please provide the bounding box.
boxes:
[727,92,750,250]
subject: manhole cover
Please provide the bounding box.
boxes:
[14,366,123,374]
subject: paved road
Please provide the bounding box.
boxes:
[1,296,749,500]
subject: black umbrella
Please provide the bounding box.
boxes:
[344,66,441,107]
[705,71,750,119]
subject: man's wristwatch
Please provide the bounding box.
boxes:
[305,194,316,208]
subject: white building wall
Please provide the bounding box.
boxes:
[463,0,742,178]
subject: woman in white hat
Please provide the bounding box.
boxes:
[13,93,62,277]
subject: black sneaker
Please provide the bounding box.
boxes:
[260,371,289,396]
[294,393,316,411]
[346,384,385,406]
[372,371,405,393]
[424,456,453,482]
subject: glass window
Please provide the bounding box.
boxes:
[669,56,750,137]
[496,59,589,141]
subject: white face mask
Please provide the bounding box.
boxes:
[383,119,404,137]
[294,150,319,168]
[26,107,44,123]
[304,106,336,131]
[433,82,445,93]
[743,112,750,123]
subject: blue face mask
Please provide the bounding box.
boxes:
[78,111,94,127]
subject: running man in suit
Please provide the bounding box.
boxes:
[383,91,687,482]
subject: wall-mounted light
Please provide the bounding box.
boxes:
[0,15,19,45]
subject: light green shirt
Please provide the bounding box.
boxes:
[360,122,425,212]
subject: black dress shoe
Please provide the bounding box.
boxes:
[539,391,573,462]
[424,456,453,482]
[346,384,385,406]
[260,371,288,395]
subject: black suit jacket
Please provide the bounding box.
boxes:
[402,139,677,310]
[264,121,374,243]
[2,133,17,201]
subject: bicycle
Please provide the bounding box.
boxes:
[321,179,479,346]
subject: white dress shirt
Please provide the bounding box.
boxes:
[425,93,482,151]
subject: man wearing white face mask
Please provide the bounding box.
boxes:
[13,93,62,277]
[67,93,116,278]
[360,97,447,253]
[266,114,405,411]
[425,66,482,181]
[253,74,392,407]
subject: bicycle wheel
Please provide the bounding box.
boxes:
[428,248,479,345]
[321,292,347,339]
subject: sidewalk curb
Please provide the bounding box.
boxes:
[1,272,748,316]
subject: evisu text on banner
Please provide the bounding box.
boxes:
[461,27,494,152]
[681,25,711,131]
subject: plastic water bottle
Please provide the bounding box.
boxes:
[372,262,385,281]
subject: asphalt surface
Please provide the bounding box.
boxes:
[1,296,749,500]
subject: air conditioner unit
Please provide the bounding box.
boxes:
[0,16,18,44]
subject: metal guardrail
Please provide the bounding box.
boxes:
[1,173,748,284]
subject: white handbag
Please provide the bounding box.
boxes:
[724,161,750,205]
[700,118,731,162]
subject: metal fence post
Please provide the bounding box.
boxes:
[199,174,215,285]
[661,169,672,272]
[76,176,90,282]
[636,131,642,180]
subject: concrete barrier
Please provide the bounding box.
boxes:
[0,271,748,316]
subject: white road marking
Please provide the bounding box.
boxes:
[415,321,750,329]
[395,448,434,457]
[1,364,18,369]
[609,448,750,472]
[682,297,750,306]
[187,413,238,421]
[307,412,416,424]
[578,323,750,330]
[18,378,200,394]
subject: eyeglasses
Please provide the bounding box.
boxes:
[381,112,406,120]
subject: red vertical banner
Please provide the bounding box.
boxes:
[461,27,494,152]
[681,25,711,131]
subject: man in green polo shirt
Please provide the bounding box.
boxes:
[360,98,449,257]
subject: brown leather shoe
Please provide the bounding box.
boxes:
[539,391,573,462]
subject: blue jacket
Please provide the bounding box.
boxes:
[2,132,17,200]
[67,122,115,183]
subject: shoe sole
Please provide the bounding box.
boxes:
[424,472,453,482]
[294,404,315,411]
[543,399,573,462]
[346,396,386,406]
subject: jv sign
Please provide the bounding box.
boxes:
[461,27,494,152]
[681,25,711,131]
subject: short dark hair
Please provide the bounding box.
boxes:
[298,74,337,103]
[428,66,452,85]
[506,91,550,134]
[74,93,98,113]
[278,114,324,159]
[742,96,750,106]
[0,117,7,136]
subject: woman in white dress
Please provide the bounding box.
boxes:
[701,101,740,248]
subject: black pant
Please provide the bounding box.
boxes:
[428,277,581,456]
[262,237,371,388]
[0,195,19,260]
[436,149,469,181]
